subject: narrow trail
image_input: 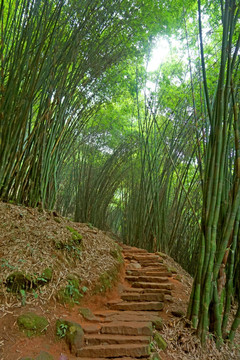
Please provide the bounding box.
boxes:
[76,244,174,359]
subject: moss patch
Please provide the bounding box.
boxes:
[153,333,167,350]
[37,268,53,286]
[56,275,83,306]
[6,271,34,293]
[79,307,97,321]
[17,312,49,337]
[110,244,123,264]
[152,317,164,331]
[66,226,82,243]
[93,266,119,294]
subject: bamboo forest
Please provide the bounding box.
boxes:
[0,0,240,359]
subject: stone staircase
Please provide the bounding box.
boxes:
[74,244,173,359]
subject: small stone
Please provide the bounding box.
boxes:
[153,333,167,350]
[79,308,98,321]
[127,263,141,270]
[171,309,185,318]
[36,351,54,360]
[17,312,49,337]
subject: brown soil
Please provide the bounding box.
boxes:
[0,202,239,360]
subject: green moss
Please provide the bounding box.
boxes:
[152,317,164,331]
[67,274,80,289]
[167,266,177,274]
[93,266,119,294]
[56,276,82,306]
[53,217,61,223]
[66,226,82,243]
[153,333,167,350]
[79,307,97,321]
[54,231,82,259]
[110,245,123,263]
[37,268,53,286]
[17,312,49,337]
[20,357,34,360]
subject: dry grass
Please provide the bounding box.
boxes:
[0,201,120,311]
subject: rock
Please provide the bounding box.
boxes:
[5,271,33,293]
[17,312,49,337]
[153,333,167,350]
[152,317,164,331]
[171,309,185,318]
[36,351,54,360]
[79,307,98,321]
[56,319,84,356]
[127,262,141,270]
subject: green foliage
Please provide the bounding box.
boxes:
[54,230,82,259]
[56,275,87,306]
[93,267,119,294]
[56,323,68,339]
[66,226,82,242]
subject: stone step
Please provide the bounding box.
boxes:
[85,333,150,345]
[126,269,172,277]
[126,275,169,283]
[76,344,150,358]
[102,312,163,323]
[132,282,173,290]
[124,254,160,261]
[127,266,168,272]
[140,261,163,266]
[109,301,164,311]
[121,292,164,302]
[100,321,153,336]
[122,247,148,254]
[121,286,170,295]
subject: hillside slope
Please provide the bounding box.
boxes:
[0,202,239,360]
